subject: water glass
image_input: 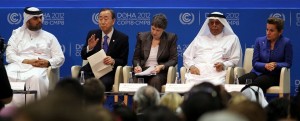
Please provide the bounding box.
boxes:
[137,78,144,83]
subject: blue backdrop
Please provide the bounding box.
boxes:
[1,7,299,95]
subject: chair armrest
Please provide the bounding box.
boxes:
[71,65,81,78]
[233,67,245,78]
[167,66,175,84]
[279,67,290,93]
[47,66,60,90]
[122,66,132,83]
[82,60,88,66]
[225,67,234,84]
[180,67,187,84]
[113,66,123,92]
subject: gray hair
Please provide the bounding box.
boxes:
[133,86,160,113]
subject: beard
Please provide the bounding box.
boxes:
[27,23,42,31]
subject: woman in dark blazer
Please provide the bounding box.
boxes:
[133,13,178,92]
[238,17,293,92]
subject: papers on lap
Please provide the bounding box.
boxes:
[87,49,113,79]
[135,66,156,76]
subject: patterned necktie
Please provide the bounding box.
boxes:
[103,35,109,53]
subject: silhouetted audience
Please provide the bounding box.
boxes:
[228,100,267,121]
[83,78,106,106]
[180,82,224,121]
[265,97,290,121]
[143,106,180,121]
[133,86,160,121]
[112,103,137,121]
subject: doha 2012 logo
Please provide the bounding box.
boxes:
[7,13,22,25]
[179,13,195,25]
[92,13,99,24]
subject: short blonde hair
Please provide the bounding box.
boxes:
[228,91,248,105]
[159,92,183,112]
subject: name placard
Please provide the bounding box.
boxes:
[224,84,245,92]
[10,82,25,90]
[165,84,194,93]
[119,83,147,92]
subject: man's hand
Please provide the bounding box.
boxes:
[265,62,277,71]
[88,34,99,50]
[22,58,49,68]
[36,58,50,67]
[214,62,224,72]
[22,59,38,65]
[189,65,200,75]
[103,56,115,65]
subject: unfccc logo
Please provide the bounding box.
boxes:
[7,13,22,25]
[269,13,285,21]
[179,13,194,25]
[92,13,99,25]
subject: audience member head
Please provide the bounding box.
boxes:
[112,103,137,121]
[133,86,160,113]
[198,110,248,121]
[228,91,248,105]
[83,78,106,105]
[265,97,290,121]
[86,106,113,121]
[159,92,183,112]
[181,82,224,121]
[12,93,93,121]
[143,106,180,121]
[53,77,84,98]
[228,100,267,121]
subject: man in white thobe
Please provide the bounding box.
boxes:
[183,12,242,85]
[5,7,65,107]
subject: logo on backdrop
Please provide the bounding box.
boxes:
[7,13,22,25]
[177,44,189,57]
[204,12,239,26]
[269,13,286,21]
[179,13,195,25]
[43,13,65,25]
[295,79,300,94]
[92,13,99,24]
[225,13,239,26]
[296,13,300,27]
[116,12,151,26]
[75,43,84,57]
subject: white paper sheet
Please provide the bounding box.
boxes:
[87,49,113,78]
[135,66,156,76]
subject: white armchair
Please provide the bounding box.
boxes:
[122,65,176,92]
[234,48,290,97]
[47,66,60,91]
[70,60,123,92]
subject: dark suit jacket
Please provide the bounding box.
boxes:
[251,35,293,76]
[81,29,129,76]
[133,31,178,73]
